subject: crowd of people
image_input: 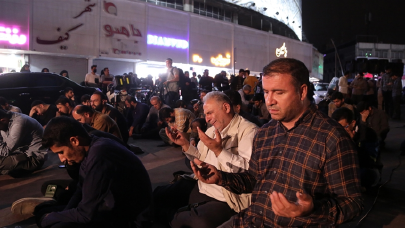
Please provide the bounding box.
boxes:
[0,57,402,227]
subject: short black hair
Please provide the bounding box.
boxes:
[125,96,137,103]
[239,69,245,73]
[81,94,91,103]
[252,94,264,102]
[331,107,354,124]
[223,90,242,106]
[262,58,312,100]
[91,65,97,69]
[0,108,12,119]
[245,70,250,75]
[159,107,174,121]
[31,100,46,108]
[42,116,91,148]
[64,87,73,94]
[55,97,71,106]
[330,91,344,100]
[191,118,207,132]
[0,97,8,106]
[75,105,94,116]
[41,68,49,73]
[356,101,372,113]
[92,91,108,101]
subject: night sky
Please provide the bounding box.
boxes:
[302,0,405,53]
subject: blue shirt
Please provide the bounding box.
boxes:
[127,102,150,128]
[42,136,152,227]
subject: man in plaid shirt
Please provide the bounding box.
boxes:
[191,58,363,227]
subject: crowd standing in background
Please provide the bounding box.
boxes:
[0,57,403,227]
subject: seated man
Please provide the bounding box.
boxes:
[125,96,149,137]
[251,94,270,126]
[35,117,151,227]
[192,89,208,119]
[29,100,59,127]
[224,90,261,127]
[357,101,390,149]
[0,109,47,176]
[158,106,195,147]
[91,91,129,143]
[63,87,78,106]
[0,96,22,113]
[328,91,354,117]
[238,85,253,111]
[332,107,380,188]
[80,94,91,106]
[55,97,74,117]
[72,105,122,140]
[157,91,257,228]
[140,96,170,139]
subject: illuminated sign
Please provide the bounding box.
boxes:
[0,26,27,45]
[211,53,231,67]
[192,54,203,63]
[276,43,287,58]
[147,34,189,49]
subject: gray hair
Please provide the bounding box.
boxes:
[242,85,251,91]
[150,96,161,102]
[203,91,232,108]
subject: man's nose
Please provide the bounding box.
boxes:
[58,154,66,163]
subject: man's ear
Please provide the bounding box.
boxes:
[300,84,308,101]
[223,102,231,114]
[84,113,91,118]
[351,120,356,128]
[70,136,80,147]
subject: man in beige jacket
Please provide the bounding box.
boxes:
[164,91,257,228]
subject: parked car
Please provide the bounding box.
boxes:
[313,82,329,104]
[0,72,96,114]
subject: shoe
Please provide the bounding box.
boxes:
[157,143,171,147]
[11,197,56,216]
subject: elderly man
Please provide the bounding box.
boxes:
[32,117,151,227]
[29,100,59,127]
[140,96,170,138]
[328,91,354,117]
[55,97,74,117]
[72,105,122,140]
[238,85,253,109]
[191,58,363,228]
[0,109,47,176]
[158,107,195,147]
[157,91,257,228]
[90,91,129,143]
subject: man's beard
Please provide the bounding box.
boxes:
[94,104,103,112]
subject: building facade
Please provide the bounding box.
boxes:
[0,0,319,84]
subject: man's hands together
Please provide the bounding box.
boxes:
[270,191,314,218]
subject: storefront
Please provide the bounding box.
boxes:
[1,0,316,84]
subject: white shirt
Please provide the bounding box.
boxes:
[338,76,348,94]
[185,114,257,202]
[85,72,100,84]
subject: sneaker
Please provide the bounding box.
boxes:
[11,197,56,216]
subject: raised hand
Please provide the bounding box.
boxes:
[165,127,189,149]
[270,191,314,218]
[197,127,223,156]
[190,158,222,185]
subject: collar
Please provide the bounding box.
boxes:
[278,104,316,131]
[218,113,240,138]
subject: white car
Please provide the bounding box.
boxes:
[313,83,329,104]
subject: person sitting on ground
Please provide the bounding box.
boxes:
[224,89,261,127]
[63,87,77,106]
[332,107,380,188]
[155,91,257,228]
[72,105,122,140]
[192,89,208,118]
[0,109,48,176]
[328,91,354,117]
[158,107,195,147]
[124,96,149,137]
[80,94,91,106]
[251,94,270,126]
[0,96,22,113]
[20,116,151,228]
[238,85,253,110]
[55,97,74,117]
[29,100,59,127]
[91,91,129,143]
[357,101,389,150]
[189,118,207,147]
[140,96,170,139]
